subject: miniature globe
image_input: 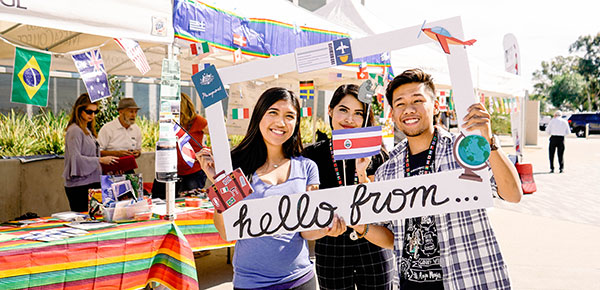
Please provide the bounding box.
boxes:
[457,135,490,167]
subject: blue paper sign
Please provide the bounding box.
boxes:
[192,64,228,108]
[333,38,353,65]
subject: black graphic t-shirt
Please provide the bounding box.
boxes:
[400,149,444,290]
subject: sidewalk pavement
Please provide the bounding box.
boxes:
[196,132,600,290]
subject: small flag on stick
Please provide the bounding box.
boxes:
[173,122,197,168]
[332,126,382,160]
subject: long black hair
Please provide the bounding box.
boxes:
[329,84,375,128]
[231,87,303,176]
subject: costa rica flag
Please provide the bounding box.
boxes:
[332,126,382,160]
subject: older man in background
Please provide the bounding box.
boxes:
[98,98,142,159]
[546,110,571,173]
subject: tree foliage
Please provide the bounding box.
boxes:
[95,75,124,132]
[533,32,600,111]
[569,33,600,110]
[548,73,586,109]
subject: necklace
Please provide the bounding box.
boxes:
[404,130,437,254]
[269,159,286,169]
[329,140,358,186]
[404,129,438,177]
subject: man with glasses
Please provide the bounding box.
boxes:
[98,98,142,160]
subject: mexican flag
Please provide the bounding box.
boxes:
[11,47,51,107]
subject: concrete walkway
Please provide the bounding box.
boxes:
[194,132,600,290]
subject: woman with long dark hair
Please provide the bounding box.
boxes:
[197,87,345,290]
[303,84,394,289]
[63,93,118,212]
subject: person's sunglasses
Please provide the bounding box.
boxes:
[83,109,100,115]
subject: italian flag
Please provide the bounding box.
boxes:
[300,107,312,117]
[232,108,250,120]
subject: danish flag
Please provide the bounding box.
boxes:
[233,33,247,47]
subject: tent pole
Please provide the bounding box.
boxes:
[312,91,318,143]
[0,23,22,35]
[45,33,82,50]
[165,43,177,221]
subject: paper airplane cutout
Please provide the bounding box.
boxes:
[422,26,476,54]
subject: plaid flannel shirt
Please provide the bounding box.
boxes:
[375,128,511,290]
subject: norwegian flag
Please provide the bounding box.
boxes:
[173,123,196,168]
[233,33,247,47]
[332,126,382,160]
[114,38,150,75]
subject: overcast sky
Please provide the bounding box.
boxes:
[364,0,600,86]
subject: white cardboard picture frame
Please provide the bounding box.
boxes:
[202,16,492,240]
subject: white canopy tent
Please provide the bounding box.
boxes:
[0,0,174,78]
[315,0,527,97]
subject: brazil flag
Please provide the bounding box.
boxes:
[11,47,51,107]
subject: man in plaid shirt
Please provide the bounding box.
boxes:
[348,69,522,289]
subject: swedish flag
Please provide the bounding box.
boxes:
[11,47,51,107]
[299,80,314,99]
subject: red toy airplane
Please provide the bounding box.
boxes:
[422,26,476,54]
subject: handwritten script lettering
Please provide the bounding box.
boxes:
[349,184,449,225]
[201,86,222,100]
[232,194,337,238]
[224,169,493,240]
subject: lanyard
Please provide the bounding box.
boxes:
[329,140,358,186]
[404,130,438,177]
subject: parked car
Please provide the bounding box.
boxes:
[568,113,600,137]
[539,115,551,131]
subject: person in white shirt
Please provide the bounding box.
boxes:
[98,98,142,159]
[546,110,571,173]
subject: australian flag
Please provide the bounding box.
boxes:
[72,49,111,102]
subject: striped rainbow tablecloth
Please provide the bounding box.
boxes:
[0,208,235,290]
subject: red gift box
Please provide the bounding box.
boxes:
[207,168,253,213]
[101,155,138,175]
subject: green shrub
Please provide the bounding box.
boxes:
[0,110,41,156]
[33,110,69,155]
[137,116,159,152]
[491,112,511,135]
